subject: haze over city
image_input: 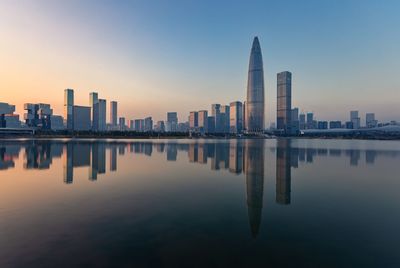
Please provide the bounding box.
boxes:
[1,0,399,124]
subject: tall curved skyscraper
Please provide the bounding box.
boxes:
[246,36,265,132]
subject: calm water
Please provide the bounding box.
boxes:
[1,138,400,267]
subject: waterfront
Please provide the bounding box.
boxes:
[1,138,400,267]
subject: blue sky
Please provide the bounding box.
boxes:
[1,0,399,124]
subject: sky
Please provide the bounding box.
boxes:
[0,0,399,125]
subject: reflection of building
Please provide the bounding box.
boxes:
[229,140,243,173]
[188,143,198,162]
[276,139,291,205]
[110,146,117,171]
[244,139,265,237]
[167,144,177,161]
[64,143,73,184]
[89,143,106,180]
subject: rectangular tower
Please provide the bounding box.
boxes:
[89,92,99,131]
[277,71,292,133]
[230,101,243,134]
[64,89,74,130]
[110,101,118,127]
[98,99,107,131]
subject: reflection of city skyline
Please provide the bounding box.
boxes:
[1,139,400,237]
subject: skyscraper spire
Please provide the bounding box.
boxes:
[245,36,265,133]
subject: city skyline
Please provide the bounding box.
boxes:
[1,0,400,124]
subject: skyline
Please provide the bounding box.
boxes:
[1,0,400,124]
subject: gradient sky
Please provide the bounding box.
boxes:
[1,0,399,124]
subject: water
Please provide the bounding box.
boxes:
[1,138,400,267]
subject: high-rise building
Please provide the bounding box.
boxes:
[134,119,142,132]
[230,101,243,134]
[89,92,99,131]
[73,106,91,131]
[246,36,265,133]
[207,116,215,133]
[144,117,153,132]
[222,105,230,133]
[119,117,126,131]
[24,103,53,129]
[366,113,377,128]
[306,112,316,129]
[211,104,222,132]
[110,101,118,127]
[64,89,74,130]
[155,121,165,132]
[299,113,306,130]
[291,107,299,134]
[167,112,178,132]
[98,99,106,131]
[198,110,208,133]
[0,102,16,127]
[277,71,292,133]
[189,111,198,132]
[350,110,360,129]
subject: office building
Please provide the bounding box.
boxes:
[291,107,299,134]
[277,71,292,133]
[329,121,342,129]
[24,103,53,129]
[345,121,354,129]
[221,105,230,133]
[50,115,64,130]
[198,110,208,133]
[230,101,243,134]
[306,112,316,129]
[189,111,198,132]
[299,113,306,130]
[350,110,360,129]
[98,99,106,131]
[166,112,178,132]
[144,117,153,132]
[134,119,142,132]
[89,92,99,131]
[4,114,21,128]
[211,104,222,132]
[128,120,134,130]
[155,121,165,132]
[246,36,265,133]
[110,101,118,127]
[73,106,91,131]
[366,113,377,128]
[64,89,74,130]
[119,117,126,131]
[207,116,215,133]
[0,103,16,128]
[317,121,328,129]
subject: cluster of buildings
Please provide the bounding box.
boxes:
[1,36,397,134]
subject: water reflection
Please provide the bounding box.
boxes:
[244,139,264,237]
[1,138,400,239]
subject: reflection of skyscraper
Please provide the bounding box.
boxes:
[276,139,291,205]
[64,143,73,184]
[110,146,117,171]
[188,143,198,163]
[229,140,243,174]
[167,144,177,161]
[246,37,265,133]
[198,143,207,164]
[89,143,98,181]
[244,139,265,237]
